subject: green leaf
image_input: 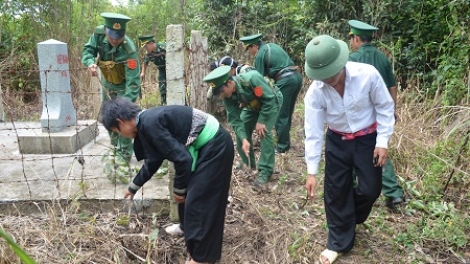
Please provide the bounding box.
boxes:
[409,200,426,210]
[0,228,37,264]
[149,229,159,242]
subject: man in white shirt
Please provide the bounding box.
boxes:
[303,35,395,264]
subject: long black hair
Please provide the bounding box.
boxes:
[99,97,142,131]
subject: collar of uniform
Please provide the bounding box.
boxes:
[107,46,118,54]
[360,43,373,48]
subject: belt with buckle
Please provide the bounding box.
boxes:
[274,66,298,81]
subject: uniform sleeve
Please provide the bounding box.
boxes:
[253,48,267,76]
[81,33,99,67]
[223,98,247,140]
[382,60,397,89]
[251,73,278,124]
[123,43,142,102]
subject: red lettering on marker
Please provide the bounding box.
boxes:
[57,54,69,64]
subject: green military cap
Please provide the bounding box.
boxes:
[101,12,131,39]
[348,20,378,37]
[203,65,231,96]
[304,35,349,80]
[138,35,155,47]
[239,33,263,50]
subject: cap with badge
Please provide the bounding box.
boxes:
[101,12,131,39]
[203,65,231,96]
[304,35,349,80]
[138,35,155,47]
[348,20,378,37]
[239,33,263,50]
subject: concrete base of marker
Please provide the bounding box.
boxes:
[18,120,99,154]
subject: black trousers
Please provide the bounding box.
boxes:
[324,129,382,252]
[178,126,234,262]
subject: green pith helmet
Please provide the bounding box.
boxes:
[138,35,155,47]
[304,35,349,80]
[101,12,131,39]
[348,20,378,37]
[239,33,263,50]
[203,65,231,95]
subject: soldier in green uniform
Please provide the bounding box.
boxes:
[208,58,256,170]
[239,33,302,154]
[203,66,283,189]
[138,35,167,105]
[348,20,404,207]
[82,12,141,183]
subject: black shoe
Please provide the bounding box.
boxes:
[386,197,404,207]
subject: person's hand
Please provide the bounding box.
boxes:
[88,64,98,77]
[255,123,267,138]
[305,174,317,200]
[124,190,135,200]
[173,194,185,204]
[140,72,145,80]
[373,147,388,167]
[242,139,250,156]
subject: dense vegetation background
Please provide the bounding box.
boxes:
[1,0,469,106]
[0,0,469,263]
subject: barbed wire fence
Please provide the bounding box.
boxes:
[0,26,212,215]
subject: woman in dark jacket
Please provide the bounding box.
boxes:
[100,97,234,264]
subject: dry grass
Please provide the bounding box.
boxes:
[1,86,469,263]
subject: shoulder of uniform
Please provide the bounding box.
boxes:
[122,36,137,53]
[259,43,268,50]
[157,42,166,52]
[349,51,359,58]
[268,42,281,49]
[238,72,253,86]
[94,25,105,35]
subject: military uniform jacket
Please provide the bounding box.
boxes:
[132,106,194,196]
[81,25,141,101]
[223,70,281,140]
[349,43,397,89]
[253,42,295,79]
[144,42,166,69]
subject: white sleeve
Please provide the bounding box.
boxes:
[369,70,395,148]
[304,86,326,175]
